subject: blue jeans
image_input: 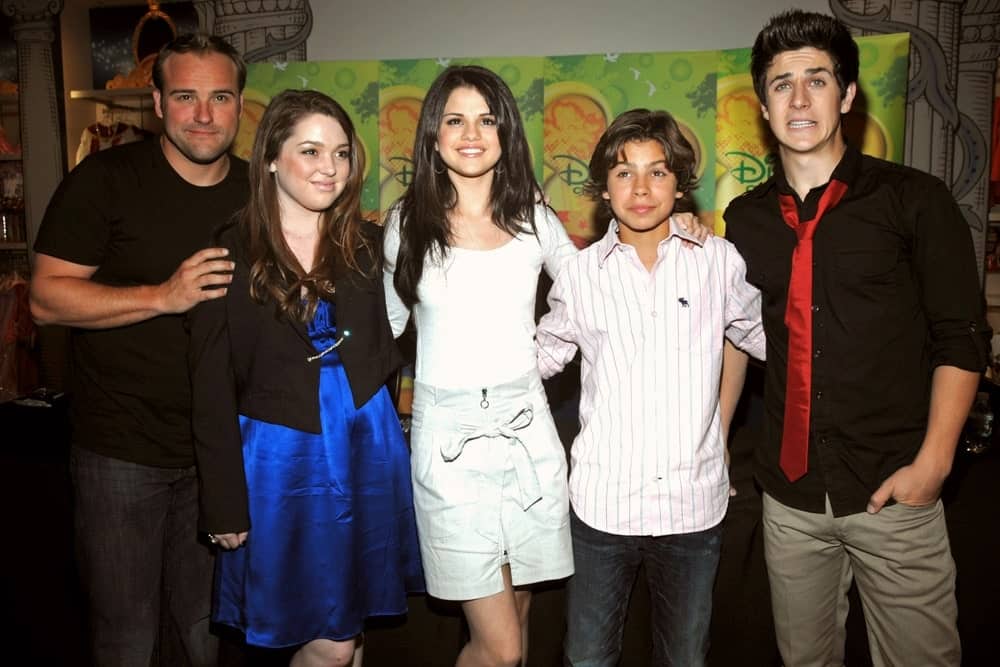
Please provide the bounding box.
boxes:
[564,509,722,667]
[70,446,217,667]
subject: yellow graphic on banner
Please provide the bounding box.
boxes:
[715,73,774,213]
[542,82,612,245]
[378,85,425,216]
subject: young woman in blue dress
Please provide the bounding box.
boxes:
[189,89,423,667]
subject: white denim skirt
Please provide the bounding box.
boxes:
[410,371,573,600]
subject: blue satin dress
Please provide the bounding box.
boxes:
[213,300,424,648]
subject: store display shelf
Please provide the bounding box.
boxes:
[69,88,153,109]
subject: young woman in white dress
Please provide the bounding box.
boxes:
[383,65,575,667]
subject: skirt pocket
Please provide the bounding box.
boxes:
[410,420,484,543]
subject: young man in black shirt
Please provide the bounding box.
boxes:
[30,34,248,667]
[725,10,989,666]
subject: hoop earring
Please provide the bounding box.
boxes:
[433,154,446,175]
[494,162,504,175]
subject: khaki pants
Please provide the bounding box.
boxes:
[762,493,960,667]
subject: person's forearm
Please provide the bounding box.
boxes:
[720,340,749,438]
[30,275,166,328]
[915,364,980,476]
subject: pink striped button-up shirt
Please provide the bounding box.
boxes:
[536,221,765,536]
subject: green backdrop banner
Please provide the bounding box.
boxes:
[238,33,909,240]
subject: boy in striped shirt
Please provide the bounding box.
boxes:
[536,108,765,666]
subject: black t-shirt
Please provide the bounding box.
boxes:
[34,139,249,467]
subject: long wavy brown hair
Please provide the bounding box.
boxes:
[241,89,370,322]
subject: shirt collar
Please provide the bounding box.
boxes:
[595,222,620,266]
[746,144,863,201]
[596,217,703,267]
[831,142,862,184]
[773,143,862,199]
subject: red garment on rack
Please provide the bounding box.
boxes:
[0,278,37,401]
[75,122,151,166]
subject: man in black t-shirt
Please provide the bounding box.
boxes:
[30,34,248,667]
[724,11,989,667]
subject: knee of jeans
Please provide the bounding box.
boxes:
[565,613,622,665]
[179,616,218,667]
[650,616,710,666]
[564,638,619,667]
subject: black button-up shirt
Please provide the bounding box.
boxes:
[725,145,990,516]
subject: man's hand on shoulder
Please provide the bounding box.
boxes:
[156,247,234,314]
[673,212,713,247]
[30,247,235,329]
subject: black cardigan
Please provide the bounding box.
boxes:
[187,222,403,533]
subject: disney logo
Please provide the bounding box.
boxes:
[724,151,773,186]
[552,154,590,195]
[388,156,415,187]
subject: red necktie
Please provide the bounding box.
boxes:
[777,179,848,482]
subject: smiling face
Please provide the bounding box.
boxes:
[434,86,502,184]
[270,112,351,218]
[761,46,856,161]
[153,51,242,168]
[602,139,683,242]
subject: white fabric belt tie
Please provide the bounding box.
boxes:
[439,405,541,511]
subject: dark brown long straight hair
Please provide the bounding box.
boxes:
[242,89,370,322]
[393,65,542,308]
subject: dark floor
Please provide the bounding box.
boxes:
[2,367,999,665]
